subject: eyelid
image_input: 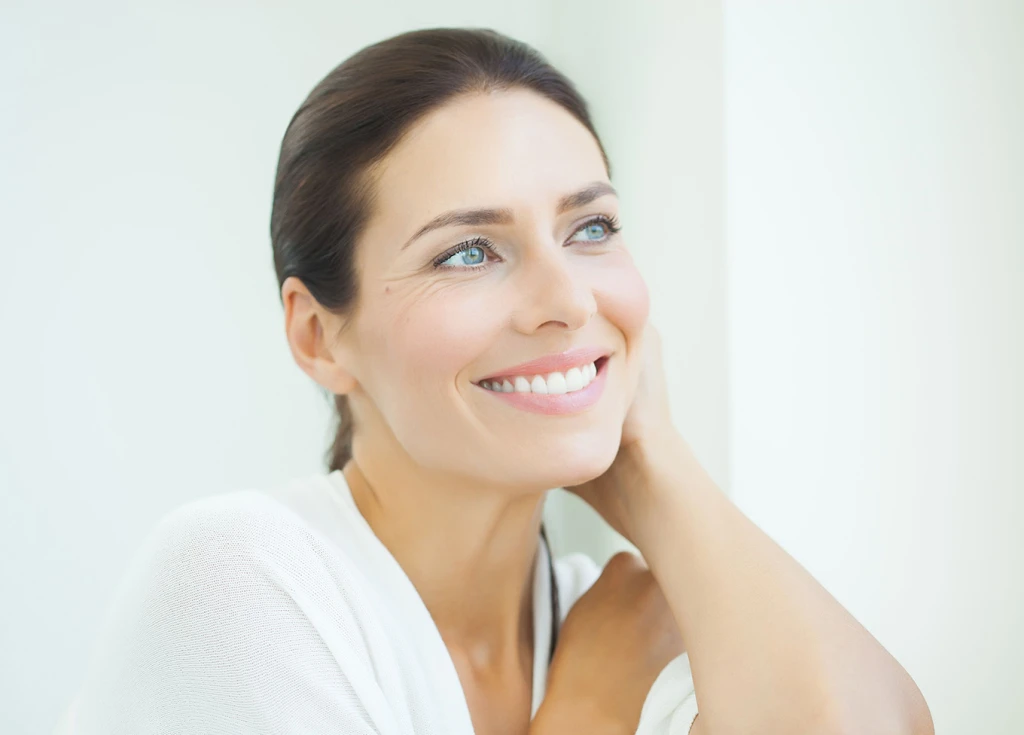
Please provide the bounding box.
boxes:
[431,236,500,269]
[432,213,621,270]
[571,212,621,236]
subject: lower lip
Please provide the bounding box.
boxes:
[476,358,610,415]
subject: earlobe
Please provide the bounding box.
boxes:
[316,342,359,395]
[315,357,359,397]
[281,276,359,396]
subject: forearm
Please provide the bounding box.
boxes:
[530,696,628,735]
[627,434,932,735]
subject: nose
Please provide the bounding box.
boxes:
[511,245,597,334]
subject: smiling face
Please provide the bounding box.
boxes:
[332,88,650,490]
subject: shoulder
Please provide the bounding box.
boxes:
[114,484,377,623]
[84,481,387,674]
[100,488,357,631]
[119,490,329,593]
[69,487,388,732]
[144,488,319,561]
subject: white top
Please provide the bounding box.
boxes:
[56,469,698,734]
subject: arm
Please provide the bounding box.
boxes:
[530,701,629,735]
[610,432,933,735]
[529,552,692,735]
[566,324,933,735]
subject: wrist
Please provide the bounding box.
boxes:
[625,433,720,549]
[629,429,693,478]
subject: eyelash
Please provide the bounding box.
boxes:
[432,214,623,270]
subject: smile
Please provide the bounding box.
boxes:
[478,358,601,394]
[474,356,610,415]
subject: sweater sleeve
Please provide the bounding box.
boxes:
[554,551,700,735]
[59,493,402,735]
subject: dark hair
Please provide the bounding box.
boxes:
[270,27,613,473]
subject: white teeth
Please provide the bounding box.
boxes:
[546,372,567,395]
[481,360,601,395]
[564,367,583,392]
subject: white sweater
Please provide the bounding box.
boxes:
[56,469,698,734]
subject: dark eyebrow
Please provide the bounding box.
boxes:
[399,180,618,251]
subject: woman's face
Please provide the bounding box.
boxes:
[338,88,650,490]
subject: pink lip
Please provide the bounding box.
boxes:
[476,354,611,416]
[477,346,612,383]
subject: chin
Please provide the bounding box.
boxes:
[531,427,621,489]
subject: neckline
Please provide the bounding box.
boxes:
[321,468,554,730]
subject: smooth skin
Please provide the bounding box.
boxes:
[282,88,932,735]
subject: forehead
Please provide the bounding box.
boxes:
[365,89,609,245]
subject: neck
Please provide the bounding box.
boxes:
[343,437,547,671]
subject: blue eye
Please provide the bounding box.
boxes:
[435,239,494,269]
[456,246,486,265]
[432,214,621,270]
[577,222,610,241]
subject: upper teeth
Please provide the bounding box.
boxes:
[479,361,599,395]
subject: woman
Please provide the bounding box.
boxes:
[60,27,932,735]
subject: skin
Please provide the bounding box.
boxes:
[284,87,652,734]
[283,88,934,735]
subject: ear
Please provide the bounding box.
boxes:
[281,276,358,395]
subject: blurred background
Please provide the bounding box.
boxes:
[2,1,1021,732]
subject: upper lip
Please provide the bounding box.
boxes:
[477,346,612,382]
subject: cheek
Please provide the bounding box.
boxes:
[594,257,650,340]
[361,283,501,405]
[358,283,510,467]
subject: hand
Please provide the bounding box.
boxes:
[533,551,686,734]
[565,321,687,545]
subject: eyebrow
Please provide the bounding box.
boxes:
[399,181,618,251]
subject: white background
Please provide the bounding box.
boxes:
[2,1,1021,732]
